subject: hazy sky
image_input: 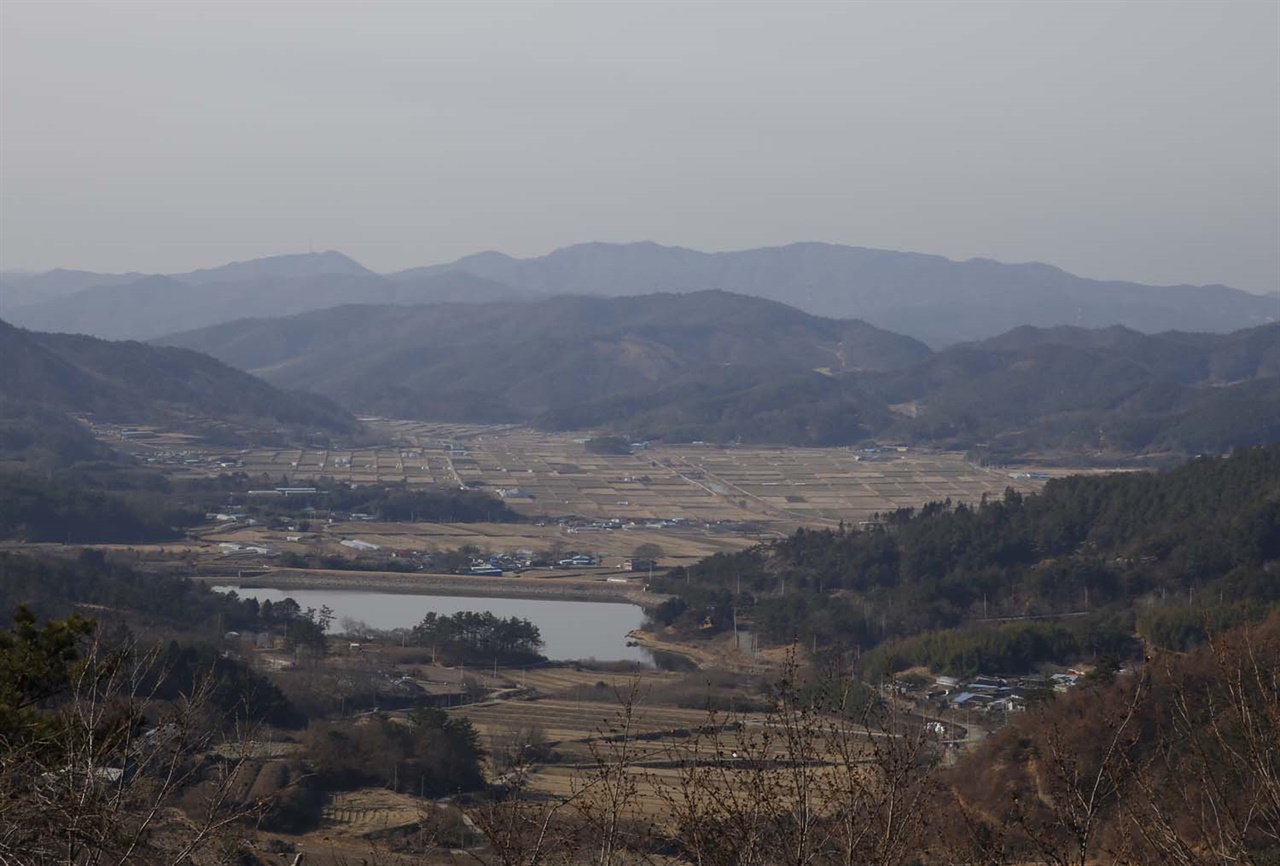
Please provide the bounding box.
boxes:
[2,1,1277,292]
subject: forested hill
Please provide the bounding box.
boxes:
[650,445,1280,674]
[870,322,1280,456]
[0,319,357,438]
[0,401,116,470]
[967,322,1280,379]
[160,296,1278,454]
[157,291,930,438]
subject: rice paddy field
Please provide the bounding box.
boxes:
[459,697,722,752]
[453,691,889,822]
[219,421,1043,530]
[321,789,428,836]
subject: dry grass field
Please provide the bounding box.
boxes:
[148,422,1052,579]
[217,421,1042,531]
[510,666,677,696]
[454,689,890,825]
[321,788,428,837]
[271,520,746,565]
[459,697,724,750]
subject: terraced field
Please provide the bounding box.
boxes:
[524,760,881,822]
[457,698,722,748]
[513,666,675,695]
[322,789,427,836]
[454,693,890,824]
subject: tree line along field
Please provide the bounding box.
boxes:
[215,421,1044,529]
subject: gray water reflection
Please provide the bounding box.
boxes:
[213,587,649,663]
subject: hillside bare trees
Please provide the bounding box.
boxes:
[0,608,271,865]
[939,610,1280,866]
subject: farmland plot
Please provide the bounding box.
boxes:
[455,693,893,825]
[214,422,1043,531]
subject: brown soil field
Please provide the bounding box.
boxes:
[193,421,1043,531]
[455,691,889,825]
[458,696,727,739]
[321,788,427,837]
[512,666,679,695]
[102,421,1069,594]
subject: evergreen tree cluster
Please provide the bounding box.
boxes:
[144,640,303,728]
[411,611,545,664]
[0,550,262,633]
[306,707,484,796]
[221,479,524,524]
[0,471,200,543]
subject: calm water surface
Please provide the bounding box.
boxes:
[213,587,649,662]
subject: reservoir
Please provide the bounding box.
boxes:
[213,586,649,663]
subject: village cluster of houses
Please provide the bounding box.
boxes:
[466,551,597,576]
[551,515,693,531]
[210,522,654,579]
[896,669,1088,716]
[549,514,760,535]
[136,447,233,467]
[217,541,274,558]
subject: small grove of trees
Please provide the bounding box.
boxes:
[283,604,333,655]
[859,613,1138,679]
[412,611,544,665]
[228,482,524,524]
[631,542,664,562]
[306,707,484,797]
[251,597,335,655]
[584,436,632,456]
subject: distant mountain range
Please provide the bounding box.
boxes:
[0,319,357,466]
[414,242,1278,346]
[157,291,1280,454]
[0,252,525,341]
[4,242,1274,345]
